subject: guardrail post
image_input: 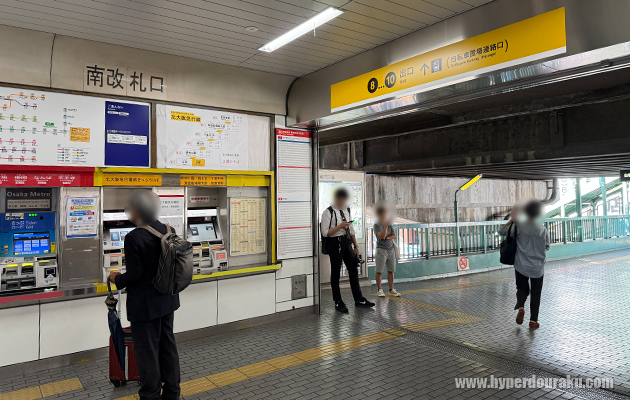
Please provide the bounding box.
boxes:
[482,225,488,253]
[592,218,597,240]
[425,227,431,260]
[562,220,567,244]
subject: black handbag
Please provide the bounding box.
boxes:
[500,224,518,265]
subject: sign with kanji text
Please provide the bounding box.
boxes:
[331,8,566,112]
[179,175,226,186]
[102,174,162,186]
[0,171,92,186]
[84,63,167,100]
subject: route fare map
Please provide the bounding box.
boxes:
[157,104,249,170]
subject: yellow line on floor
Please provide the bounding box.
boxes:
[109,329,407,400]
[0,378,82,400]
[385,296,486,332]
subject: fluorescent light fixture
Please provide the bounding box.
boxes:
[459,174,483,191]
[258,7,343,52]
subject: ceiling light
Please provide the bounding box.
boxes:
[245,26,259,32]
[258,7,343,52]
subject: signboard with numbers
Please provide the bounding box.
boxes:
[155,104,250,170]
[0,86,150,167]
[331,8,566,112]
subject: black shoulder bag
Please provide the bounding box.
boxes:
[321,206,335,255]
[500,223,518,265]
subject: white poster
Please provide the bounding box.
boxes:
[156,104,249,170]
[276,129,313,260]
[0,86,149,167]
[66,197,98,238]
[157,195,185,236]
[230,198,266,256]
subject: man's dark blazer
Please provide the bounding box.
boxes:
[114,220,180,322]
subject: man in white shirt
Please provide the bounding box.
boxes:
[321,188,375,313]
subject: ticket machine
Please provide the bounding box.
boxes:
[0,212,58,292]
[186,207,228,274]
[102,211,135,283]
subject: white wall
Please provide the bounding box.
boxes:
[275,257,314,312]
[0,25,294,115]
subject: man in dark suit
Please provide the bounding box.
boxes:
[109,189,181,400]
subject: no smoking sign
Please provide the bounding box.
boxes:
[458,256,469,271]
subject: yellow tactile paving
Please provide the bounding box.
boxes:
[0,377,84,400]
[180,377,216,396]
[0,386,41,400]
[39,378,82,397]
[293,348,331,362]
[206,369,249,388]
[266,354,305,369]
[237,361,277,378]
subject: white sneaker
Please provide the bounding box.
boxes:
[388,289,401,297]
[377,289,385,297]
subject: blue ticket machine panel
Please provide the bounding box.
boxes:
[0,212,57,292]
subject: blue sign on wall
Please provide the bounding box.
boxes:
[104,101,150,167]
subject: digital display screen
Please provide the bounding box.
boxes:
[109,228,135,248]
[13,232,51,255]
[188,223,218,241]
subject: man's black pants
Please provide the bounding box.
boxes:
[328,236,364,303]
[131,312,181,400]
[514,270,544,322]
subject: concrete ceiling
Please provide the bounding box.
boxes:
[0,0,492,77]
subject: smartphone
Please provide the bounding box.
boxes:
[347,220,354,223]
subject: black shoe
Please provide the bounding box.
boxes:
[355,298,375,308]
[335,302,349,314]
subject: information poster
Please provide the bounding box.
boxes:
[104,101,150,167]
[66,197,98,238]
[276,129,313,260]
[156,104,248,170]
[157,195,184,236]
[319,174,364,240]
[0,86,150,167]
[230,198,266,256]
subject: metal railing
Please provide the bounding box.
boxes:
[367,215,630,263]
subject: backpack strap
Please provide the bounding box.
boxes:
[140,225,165,239]
[327,206,334,229]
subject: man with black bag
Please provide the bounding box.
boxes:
[109,190,181,400]
[500,200,550,330]
[321,188,375,313]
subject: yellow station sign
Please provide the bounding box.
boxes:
[331,8,566,112]
[102,174,162,186]
[179,175,226,186]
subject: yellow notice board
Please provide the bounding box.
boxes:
[180,174,226,186]
[331,8,566,112]
[102,173,162,186]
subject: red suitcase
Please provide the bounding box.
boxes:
[109,328,141,387]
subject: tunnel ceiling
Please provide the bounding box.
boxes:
[318,65,630,180]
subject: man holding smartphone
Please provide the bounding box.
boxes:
[321,188,375,313]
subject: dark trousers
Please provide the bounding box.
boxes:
[514,270,544,322]
[131,312,181,400]
[328,236,364,303]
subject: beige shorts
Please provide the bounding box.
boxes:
[375,248,396,274]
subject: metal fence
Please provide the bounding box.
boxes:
[367,215,630,263]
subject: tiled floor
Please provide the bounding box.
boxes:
[1,250,629,399]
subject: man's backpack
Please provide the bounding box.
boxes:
[141,225,193,295]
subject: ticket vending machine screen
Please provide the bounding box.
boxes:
[13,233,51,256]
[109,228,135,248]
[188,223,218,241]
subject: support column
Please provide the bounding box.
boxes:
[575,178,583,241]
[623,182,629,215]
[599,177,608,216]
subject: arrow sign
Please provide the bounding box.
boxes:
[420,63,429,75]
